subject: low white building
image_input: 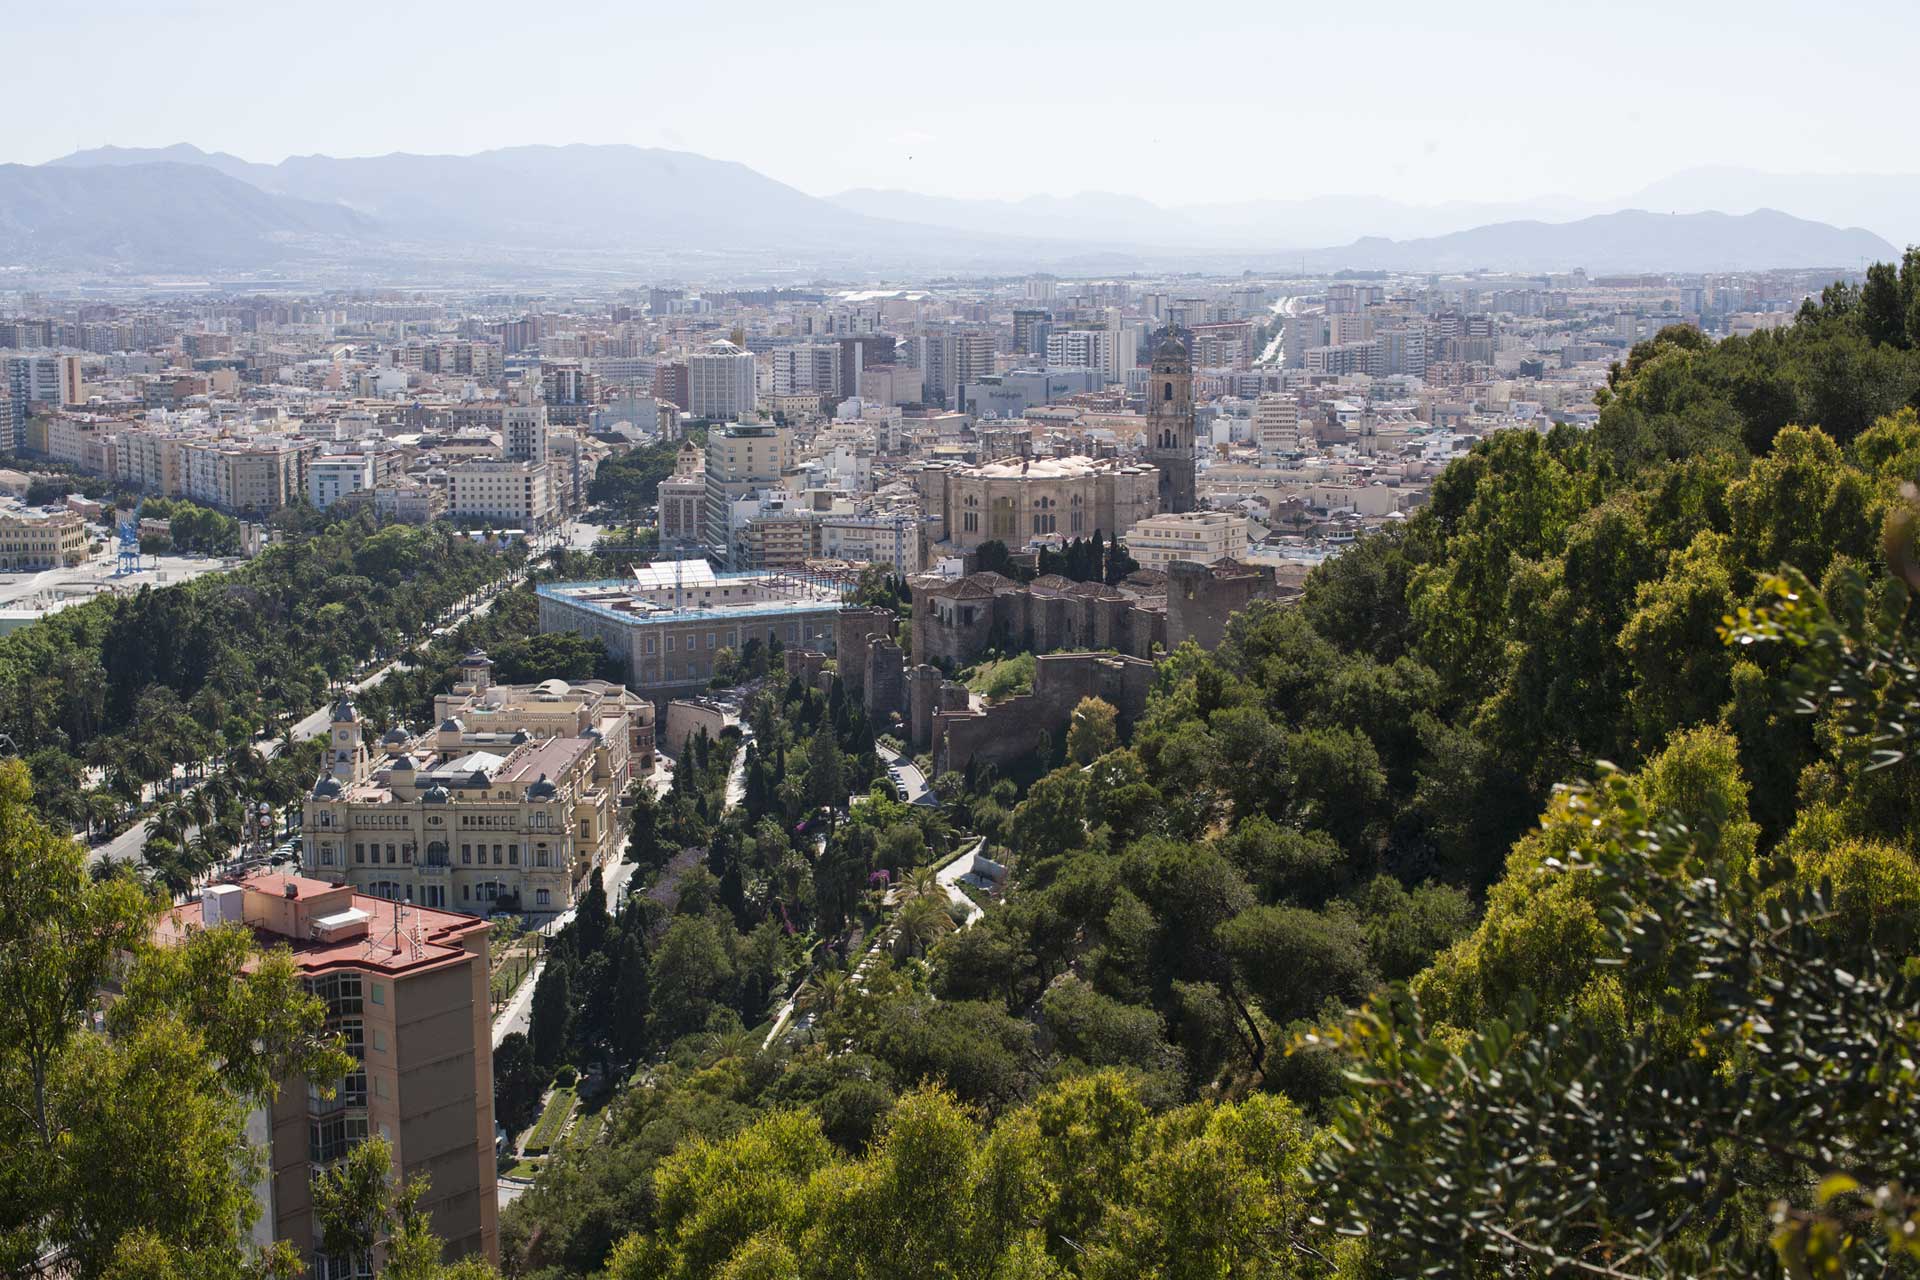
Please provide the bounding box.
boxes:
[1123,509,1250,571]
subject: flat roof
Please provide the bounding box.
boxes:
[539,578,846,629]
[155,873,487,979]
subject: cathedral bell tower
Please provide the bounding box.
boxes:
[1145,327,1197,513]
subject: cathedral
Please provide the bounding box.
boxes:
[1144,327,1197,514]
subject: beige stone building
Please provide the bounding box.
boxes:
[943,454,1159,552]
[447,458,557,531]
[179,438,310,515]
[0,508,88,568]
[157,874,497,1274]
[301,653,640,918]
[1123,509,1251,571]
[659,440,705,548]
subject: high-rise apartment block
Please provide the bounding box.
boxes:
[687,340,757,419]
[702,422,793,559]
[157,874,498,1276]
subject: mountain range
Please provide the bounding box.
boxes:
[0,142,1900,278]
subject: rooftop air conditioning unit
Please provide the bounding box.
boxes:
[311,908,372,943]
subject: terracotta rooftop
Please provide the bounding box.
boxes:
[155,872,487,979]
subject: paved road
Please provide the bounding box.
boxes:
[724,749,747,810]
[935,837,992,928]
[877,744,932,806]
[561,519,605,551]
[87,583,513,873]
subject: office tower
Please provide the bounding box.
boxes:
[1013,309,1052,355]
[837,334,895,398]
[687,340,757,419]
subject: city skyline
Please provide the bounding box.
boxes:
[7,0,1915,207]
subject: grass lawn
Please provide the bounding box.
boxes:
[523,1086,577,1155]
[505,1157,545,1180]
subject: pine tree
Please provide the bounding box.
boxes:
[529,956,573,1071]
[610,930,652,1064]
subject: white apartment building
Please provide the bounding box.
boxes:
[819,513,921,576]
[702,423,793,558]
[448,458,557,531]
[770,344,841,396]
[309,454,377,510]
[1123,509,1250,571]
[503,403,549,462]
[687,340,757,420]
[1253,395,1302,455]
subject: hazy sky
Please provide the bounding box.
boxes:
[6,0,1912,205]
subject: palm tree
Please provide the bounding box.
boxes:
[901,866,943,903]
[188,830,225,879]
[893,896,955,960]
[82,789,120,839]
[795,970,848,1043]
[142,833,194,901]
[150,796,189,845]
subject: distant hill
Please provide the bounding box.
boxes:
[21,145,1904,276]
[0,162,369,270]
[48,143,281,189]
[49,142,913,254]
[1626,166,1920,249]
[829,187,1588,248]
[1304,208,1895,274]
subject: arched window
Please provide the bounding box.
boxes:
[1163,382,1174,401]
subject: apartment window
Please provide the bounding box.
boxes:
[536,844,550,867]
[385,844,396,864]
[309,1114,368,1165]
[707,632,716,650]
[320,845,335,867]
[369,983,384,1006]
[355,843,366,864]
[644,636,656,655]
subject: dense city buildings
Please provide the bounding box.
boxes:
[0,261,1862,590]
